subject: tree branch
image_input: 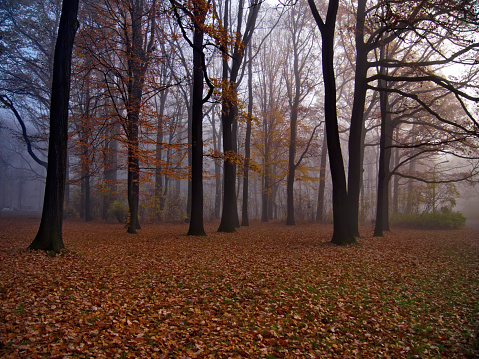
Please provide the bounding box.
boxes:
[0,94,47,169]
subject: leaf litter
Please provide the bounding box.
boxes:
[0,218,478,358]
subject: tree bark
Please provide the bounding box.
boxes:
[241,43,253,226]
[218,0,261,233]
[374,52,393,236]
[125,0,156,233]
[155,89,168,221]
[346,0,368,237]
[308,0,356,245]
[286,26,301,226]
[316,129,327,222]
[212,111,222,219]
[187,6,206,236]
[29,0,79,253]
[102,120,118,220]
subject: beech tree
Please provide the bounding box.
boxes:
[81,0,160,233]
[218,0,262,232]
[346,0,479,237]
[29,0,80,252]
[0,0,61,171]
[241,42,254,226]
[308,0,356,244]
[283,0,320,225]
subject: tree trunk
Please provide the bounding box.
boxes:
[308,0,356,245]
[347,0,368,237]
[30,0,79,253]
[81,71,92,222]
[127,109,141,233]
[125,0,155,233]
[187,9,206,236]
[212,111,222,219]
[374,52,393,236]
[155,89,168,221]
[261,127,270,222]
[406,148,417,213]
[218,104,238,232]
[392,134,399,215]
[218,0,261,232]
[186,83,193,223]
[241,43,253,226]
[286,33,301,226]
[316,129,327,222]
[102,120,118,220]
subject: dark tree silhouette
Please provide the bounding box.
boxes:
[187,0,208,236]
[29,0,80,253]
[308,0,356,245]
[218,0,261,233]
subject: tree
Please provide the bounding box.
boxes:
[349,0,479,237]
[316,125,327,222]
[170,0,218,235]
[29,0,80,252]
[0,0,61,172]
[308,0,356,244]
[187,0,208,236]
[241,42,254,226]
[284,0,320,225]
[218,0,262,233]
[81,0,160,232]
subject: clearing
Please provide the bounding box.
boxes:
[0,218,478,358]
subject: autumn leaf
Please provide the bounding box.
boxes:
[0,218,478,358]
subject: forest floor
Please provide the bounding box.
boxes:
[0,218,478,358]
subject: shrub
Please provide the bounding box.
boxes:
[107,200,127,223]
[392,211,466,230]
[63,203,79,219]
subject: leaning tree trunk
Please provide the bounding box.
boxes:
[30,0,80,253]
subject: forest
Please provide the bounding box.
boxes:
[0,0,479,356]
[0,0,478,248]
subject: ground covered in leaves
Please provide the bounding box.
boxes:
[1,218,478,358]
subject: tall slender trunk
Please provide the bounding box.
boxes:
[218,0,261,232]
[127,104,141,233]
[213,111,222,219]
[308,0,356,245]
[374,49,393,236]
[155,90,168,221]
[286,32,301,226]
[102,120,118,220]
[241,43,253,226]
[347,0,368,237]
[125,0,156,233]
[406,147,417,213]
[392,135,399,215]
[261,118,270,222]
[187,4,206,236]
[30,0,80,252]
[316,129,327,222]
[81,70,92,221]
[186,83,193,222]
